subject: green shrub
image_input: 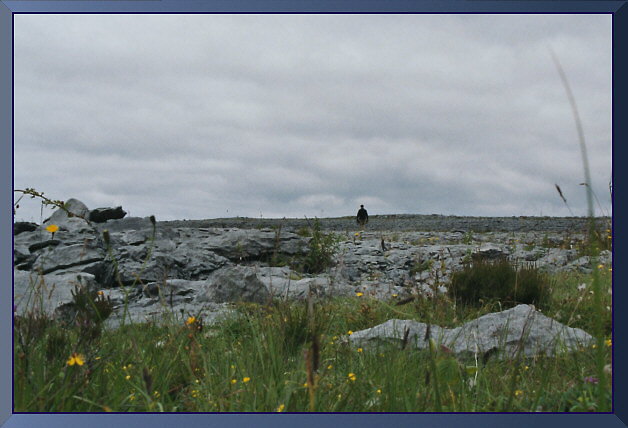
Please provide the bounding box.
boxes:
[449,258,551,309]
[299,218,338,274]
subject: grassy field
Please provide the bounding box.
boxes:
[13,264,612,413]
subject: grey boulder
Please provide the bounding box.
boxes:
[346,304,593,359]
[89,206,127,223]
[14,270,99,317]
[200,266,270,304]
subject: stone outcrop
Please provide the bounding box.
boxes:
[345,304,594,359]
[13,198,610,338]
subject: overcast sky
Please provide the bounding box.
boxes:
[14,14,612,222]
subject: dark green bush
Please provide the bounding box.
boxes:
[449,258,551,309]
[299,218,338,274]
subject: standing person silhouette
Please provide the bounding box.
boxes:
[356,205,369,229]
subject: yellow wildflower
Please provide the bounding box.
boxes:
[605,339,612,347]
[347,373,357,382]
[376,389,382,394]
[45,224,59,233]
[356,292,364,297]
[186,316,196,325]
[230,379,237,384]
[66,352,85,366]
[243,377,251,383]
[515,390,523,397]
[347,330,353,335]
[357,348,363,353]
[277,403,286,412]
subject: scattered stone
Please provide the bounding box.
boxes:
[89,206,127,223]
[200,266,270,304]
[44,198,90,224]
[346,304,593,359]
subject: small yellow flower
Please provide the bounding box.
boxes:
[125,375,131,380]
[598,264,605,270]
[153,391,160,398]
[277,403,285,412]
[376,389,382,394]
[392,293,398,298]
[515,390,523,397]
[303,382,309,388]
[129,394,136,401]
[357,348,363,353]
[186,316,196,325]
[347,330,353,336]
[191,390,199,398]
[356,292,364,297]
[327,364,333,370]
[605,339,612,347]
[45,224,59,233]
[230,379,237,384]
[66,352,85,366]
[243,377,251,383]
[347,373,357,382]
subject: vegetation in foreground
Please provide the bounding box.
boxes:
[14,264,611,413]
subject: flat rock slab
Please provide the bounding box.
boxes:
[32,243,105,274]
[14,270,99,317]
[346,304,594,359]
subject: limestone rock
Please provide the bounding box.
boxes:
[14,221,38,235]
[347,304,593,359]
[44,198,90,225]
[89,206,127,223]
[14,270,99,317]
[32,242,105,274]
[200,266,270,304]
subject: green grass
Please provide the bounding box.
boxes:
[14,268,611,412]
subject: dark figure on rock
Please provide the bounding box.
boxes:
[356,205,369,228]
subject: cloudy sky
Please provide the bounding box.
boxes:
[14,14,612,222]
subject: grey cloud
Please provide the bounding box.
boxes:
[13,14,611,222]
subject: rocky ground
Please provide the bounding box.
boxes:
[161,213,606,233]
[13,199,611,358]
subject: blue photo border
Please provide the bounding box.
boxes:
[1,1,625,427]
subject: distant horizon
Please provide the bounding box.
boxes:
[13,201,612,225]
